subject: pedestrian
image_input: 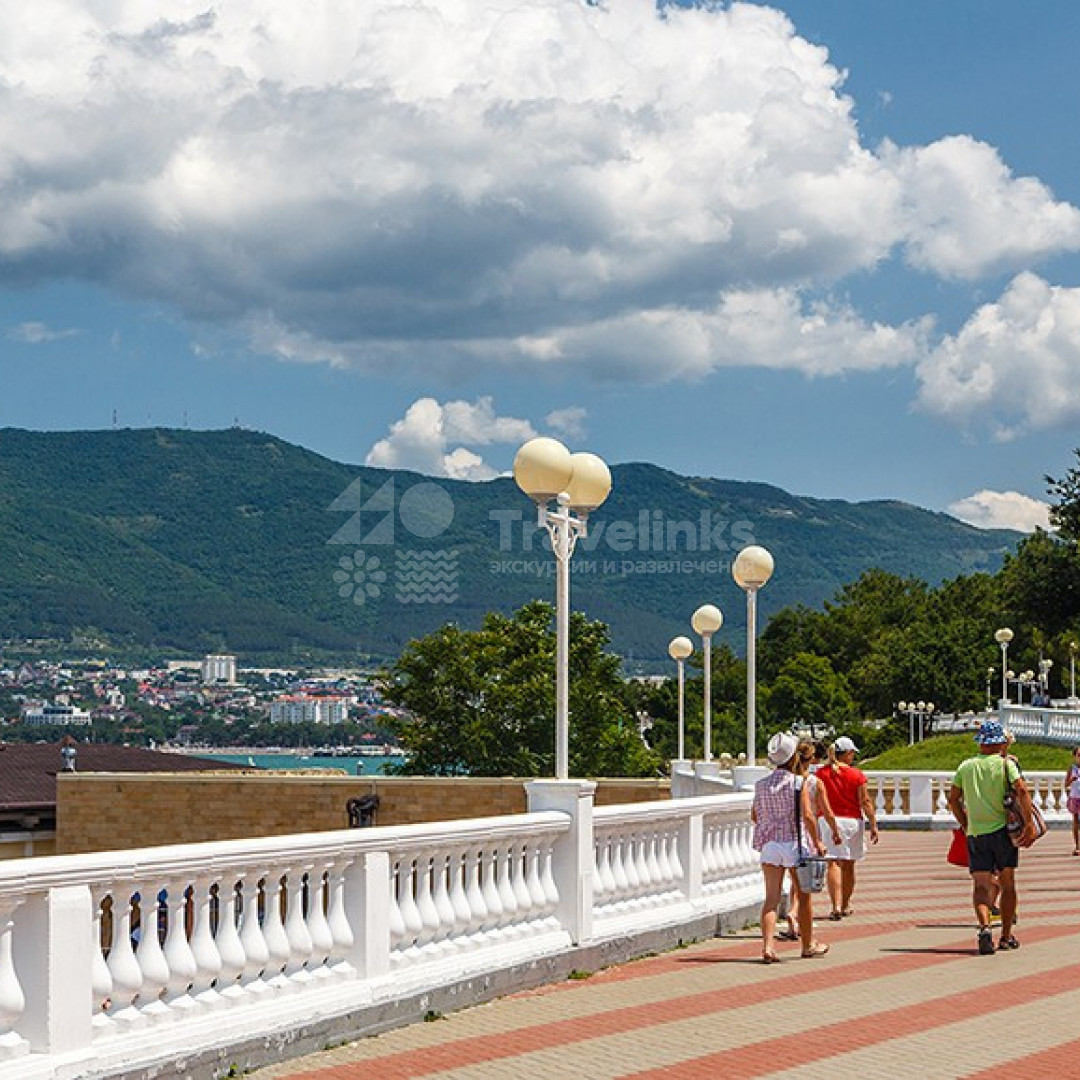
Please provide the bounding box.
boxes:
[1065,746,1080,856]
[816,735,879,920]
[947,719,1036,955]
[778,741,842,941]
[751,731,830,963]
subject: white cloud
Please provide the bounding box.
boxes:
[948,490,1051,533]
[0,1,1076,387]
[545,406,587,441]
[8,321,79,343]
[365,396,535,480]
[885,137,1080,280]
[916,273,1080,436]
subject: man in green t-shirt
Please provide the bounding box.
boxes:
[948,719,1034,955]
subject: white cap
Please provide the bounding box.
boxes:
[767,732,799,766]
[834,736,859,754]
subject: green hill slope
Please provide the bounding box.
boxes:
[0,428,1019,664]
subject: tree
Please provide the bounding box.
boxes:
[1047,449,1080,543]
[763,652,857,738]
[379,601,661,778]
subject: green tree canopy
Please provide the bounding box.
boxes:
[379,601,660,778]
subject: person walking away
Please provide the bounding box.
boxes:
[816,735,879,920]
[1065,746,1080,856]
[751,732,830,963]
[947,719,1035,954]
[780,741,843,941]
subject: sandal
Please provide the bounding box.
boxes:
[828,911,843,921]
[998,936,1020,951]
[762,952,781,964]
[840,908,854,917]
[801,942,830,959]
[776,929,799,941]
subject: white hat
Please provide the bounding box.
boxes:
[766,732,799,766]
[834,736,859,754]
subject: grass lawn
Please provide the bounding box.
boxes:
[863,734,1076,772]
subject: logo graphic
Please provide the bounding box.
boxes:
[332,550,387,606]
[395,550,459,604]
[328,479,458,605]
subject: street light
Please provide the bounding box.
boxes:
[668,636,694,761]
[513,437,612,781]
[994,628,1014,703]
[1071,642,1078,703]
[985,667,995,712]
[691,604,723,762]
[732,545,774,767]
[1038,658,1053,704]
[897,700,934,745]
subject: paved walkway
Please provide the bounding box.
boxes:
[255,832,1079,1079]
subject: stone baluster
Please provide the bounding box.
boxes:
[325,858,355,974]
[610,833,631,903]
[512,843,534,923]
[189,876,223,1007]
[413,855,441,950]
[134,885,171,1021]
[595,835,615,901]
[479,849,504,935]
[446,849,474,943]
[90,886,114,1031]
[495,844,519,932]
[525,841,549,923]
[429,852,458,950]
[387,861,407,952]
[305,866,335,978]
[106,890,145,1027]
[539,837,560,920]
[0,898,27,1058]
[395,858,424,961]
[237,874,271,995]
[283,871,314,983]
[261,875,292,991]
[463,848,489,939]
[162,885,197,1012]
[214,879,247,1001]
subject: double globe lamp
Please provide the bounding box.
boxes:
[513,437,612,781]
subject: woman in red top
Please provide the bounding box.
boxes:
[816,736,879,920]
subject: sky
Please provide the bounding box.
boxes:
[2,0,1079,530]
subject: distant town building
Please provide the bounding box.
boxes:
[269,695,350,725]
[20,702,93,727]
[201,654,237,685]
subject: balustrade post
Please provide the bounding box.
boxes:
[676,811,703,901]
[525,780,595,946]
[908,774,935,820]
[12,885,94,1054]
[343,851,391,980]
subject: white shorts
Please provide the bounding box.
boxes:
[819,816,866,861]
[758,839,801,868]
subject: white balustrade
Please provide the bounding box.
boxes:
[0,793,767,1077]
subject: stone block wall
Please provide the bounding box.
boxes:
[55,773,671,854]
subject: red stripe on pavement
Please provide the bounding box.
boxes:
[964,1034,1080,1079]
[283,924,1075,1080]
[625,956,1080,1079]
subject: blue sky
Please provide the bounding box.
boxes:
[2,0,1079,530]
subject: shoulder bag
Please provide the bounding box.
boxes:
[794,776,828,892]
[1004,757,1047,847]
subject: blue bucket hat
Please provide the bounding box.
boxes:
[975,719,1007,745]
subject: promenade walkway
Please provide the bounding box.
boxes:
[254,832,1078,1079]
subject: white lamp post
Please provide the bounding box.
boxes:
[1071,642,1078,702]
[668,636,694,761]
[514,437,612,781]
[691,604,723,761]
[994,627,1014,704]
[732,545,774,767]
[985,667,995,712]
[1038,658,1053,702]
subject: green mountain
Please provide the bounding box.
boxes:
[0,428,1019,666]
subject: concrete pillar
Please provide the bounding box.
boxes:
[344,851,391,979]
[13,885,93,1054]
[525,780,596,946]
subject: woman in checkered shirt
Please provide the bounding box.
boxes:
[751,731,830,963]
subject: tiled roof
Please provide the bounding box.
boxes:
[0,743,247,811]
